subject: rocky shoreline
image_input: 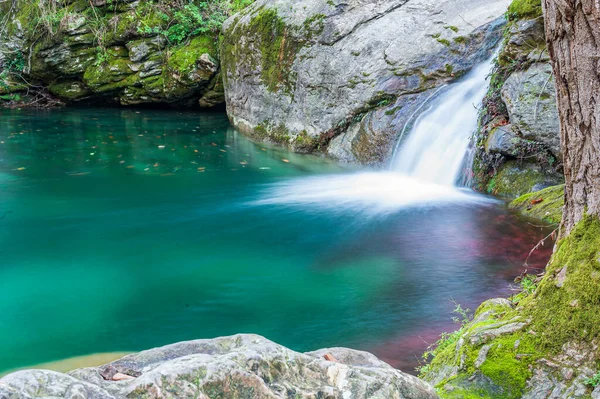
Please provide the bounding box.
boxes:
[0,334,438,399]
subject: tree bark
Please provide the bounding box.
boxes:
[543,0,600,236]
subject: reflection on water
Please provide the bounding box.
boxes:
[0,108,552,374]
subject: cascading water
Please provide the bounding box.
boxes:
[256,53,497,213]
[391,56,495,186]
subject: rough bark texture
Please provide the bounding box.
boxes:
[543,0,600,236]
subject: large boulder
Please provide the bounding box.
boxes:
[0,334,438,399]
[501,62,561,159]
[221,0,511,165]
[472,13,563,199]
[0,1,226,107]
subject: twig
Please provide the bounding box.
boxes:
[524,228,558,267]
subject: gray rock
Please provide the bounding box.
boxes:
[222,0,511,164]
[474,345,492,369]
[501,63,561,158]
[0,334,438,399]
[0,0,221,107]
[0,370,117,399]
[468,319,527,346]
[485,124,523,156]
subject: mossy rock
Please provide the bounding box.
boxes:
[48,80,91,100]
[424,215,600,398]
[509,184,564,225]
[487,161,562,199]
[507,0,543,20]
[83,58,138,92]
[521,214,600,350]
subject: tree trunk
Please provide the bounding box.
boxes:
[543,0,600,236]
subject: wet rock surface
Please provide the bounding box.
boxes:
[221,0,510,164]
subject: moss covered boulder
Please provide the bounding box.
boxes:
[486,160,563,199]
[0,334,439,399]
[422,215,600,398]
[0,0,239,107]
[221,0,511,162]
[509,184,564,225]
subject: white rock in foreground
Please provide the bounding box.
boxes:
[0,334,438,398]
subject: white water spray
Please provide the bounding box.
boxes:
[392,56,495,185]
[256,54,497,212]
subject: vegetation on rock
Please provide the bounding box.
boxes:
[509,184,564,225]
[0,0,254,107]
[472,0,563,199]
[424,0,600,396]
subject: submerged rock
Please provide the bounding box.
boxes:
[0,334,438,399]
[221,0,510,164]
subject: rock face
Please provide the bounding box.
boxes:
[0,334,438,399]
[472,13,564,199]
[501,62,561,158]
[0,0,226,107]
[221,0,510,165]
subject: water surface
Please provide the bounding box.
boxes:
[0,108,551,373]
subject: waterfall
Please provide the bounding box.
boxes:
[392,55,495,186]
[256,55,497,213]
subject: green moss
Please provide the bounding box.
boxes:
[167,35,216,75]
[507,0,543,20]
[489,161,552,199]
[509,184,564,225]
[221,8,324,95]
[444,25,459,33]
[83,57,137,92]
[48,80,90,100]
[522,214,600,351]
[425,215,600,398]
[252,121,291,145]
[423,298,540,398]
[437,38,451,47]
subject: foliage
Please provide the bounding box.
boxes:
[585,371,600,388]
[417,301,472,374]
[507,0,543,20]
[0,51,26,92]
[135,0,253,45]
[520,275,538,295]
